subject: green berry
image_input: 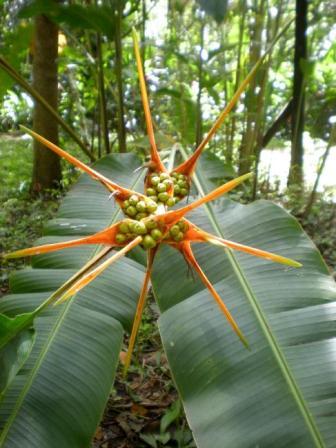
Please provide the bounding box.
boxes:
[150,176,160,186]
[173,231,184,242]
[170,225,180,236]
[136,200,147,212]
[148,195,158,202]
[145,219,157,230]
[126,206,137,217]
[146,188,156,196]
[177,179,185,187]
[129,194,139,206]
[174,185,181,195]
[171,172,178,178]
[142,235,157,249]
[133,221,147,235]
[158,192,169,202]
[122,200,130,209]
[116,233,127,244]
[160,172,170,180]
[166,197,176,207]
[146,200,157,213]
[178,220,189,232]
[156,182,167,193]
[151,229,163,241]
[119,222,129,233]
[180,188,188,196]
[136,212,147,221]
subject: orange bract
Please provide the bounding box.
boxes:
[6,29,301,373]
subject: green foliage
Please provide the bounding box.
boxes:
[1,153,335,447]
[18,1,115,37]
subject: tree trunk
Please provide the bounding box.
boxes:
[238,0,266,175]
[114,0,127,153]
[288,0,308,187]
[31,14,61,193]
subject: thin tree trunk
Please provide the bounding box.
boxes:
[303,126,336,217]
[228,0,246,163]
[288,0,308,187]
[195,19,205,146]
[114,1,127,153]
[238,0,266,175]
[97,33,110,154]
[31,13,61,193]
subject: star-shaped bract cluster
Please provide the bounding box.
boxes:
[6,29,300,373]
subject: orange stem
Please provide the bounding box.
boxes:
[21,126,140,201]
[55,236,142,305]
[123,248,156,375]
[132,29,166,173]
[181,242,249,348]
[4,223,121,259]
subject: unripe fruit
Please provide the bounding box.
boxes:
[142,235,157,249]
[145,219,157,230]
[146,188,156,196]
[178,220,189,232]
[177,179,185,187]
[170,225,180,236]
[171,172,178,178]
[151,176,160,185]
[173,231,184,242]
[133,221,147,235]
[119,222,129,233]
[136,200,147,212]
[136,212,147,220]
[129,195,139,205]
[116,233,127,244]
[158,192,169,202]
[151,228,162,240]
[122,200,130,209]
[160,172,170,180]
[180,188,188,196]
[146,200,157,213]
[166,197,176,207]
[148,195,158,202]
[156,182,167,193]
[174,185,181,195]
[126,206,137,217]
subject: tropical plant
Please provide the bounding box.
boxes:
[0,27,335,448]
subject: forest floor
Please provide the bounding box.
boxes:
[1,137,335,447]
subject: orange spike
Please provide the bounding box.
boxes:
[123,248,156,375]
[181,242,248,348]
[208,235,302,268]
[132,28,166,174]
[4,223,122,259]
[174,19,294,177]
[55,236,142,305]
[159,173,252,227]
[180,221,302,268]
[20,126,142,202]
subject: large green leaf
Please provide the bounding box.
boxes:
[152,162,336,447]
[0,154,145,447]
[1,151,335,448]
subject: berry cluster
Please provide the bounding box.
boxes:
[115,219,163,249]
[121,194,157,220]
[146,171,190,206]
[115,218,190,249]
[166,220,189,242]
[171,172,190,202]
[146,172,175,206]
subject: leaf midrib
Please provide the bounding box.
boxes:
[0,163,145,445]
[181,146,325,448]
